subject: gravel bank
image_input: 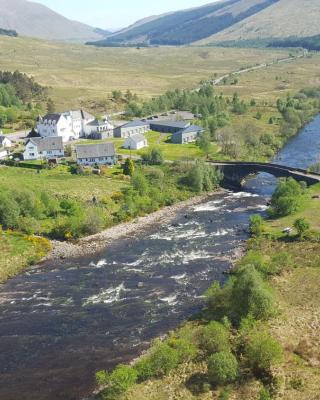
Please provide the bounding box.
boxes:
[47,191,224,261]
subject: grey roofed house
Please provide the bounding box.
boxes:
[87,119,107,126]
[29,136,64,151]
[149,120,190,133]
[114,120,150,138]
[171,124,205,144]
[39,113,63,123]
[75,142,116,165]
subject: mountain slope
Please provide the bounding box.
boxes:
[89,0,280,46]
[0,0,105,42]
[198,0,320,44]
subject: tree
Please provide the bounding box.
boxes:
[46,98,55,113]
[269,178,304,217]
[131,171,148,195]
[197,131,212,158]
[207,351,238,386]
[294,217,310,238]
[245,331,283,375]
[123,158,135,176]
[142,147,164,165]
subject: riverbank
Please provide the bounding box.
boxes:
[97,183,320,400]
[47,190,225,261]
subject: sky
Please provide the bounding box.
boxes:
[33,0,214,30]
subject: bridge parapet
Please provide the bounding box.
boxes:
[208,161,320,188]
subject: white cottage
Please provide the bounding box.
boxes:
[37,110,95,143]
[23,137,64,160]
[75,143,116,166]
[123,133,148,150]
[0,135,12,148]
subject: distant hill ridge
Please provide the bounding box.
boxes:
[0,0,106,42]
[88,0,320,47]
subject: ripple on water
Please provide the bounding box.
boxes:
[82,283,127,306]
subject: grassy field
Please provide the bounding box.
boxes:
[0,164,127,202]
[216,54,320,102]
[0,36,290,111]
[75,130,219,161]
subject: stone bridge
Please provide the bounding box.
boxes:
[208,161,320,188]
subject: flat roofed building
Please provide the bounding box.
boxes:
[171,125,205,144]
[114,120,150,138]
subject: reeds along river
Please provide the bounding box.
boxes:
[0,115,320,400]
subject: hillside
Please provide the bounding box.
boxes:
[88,0,320,47]
[88,0,280,46]
[197,0,320,44]
[0,0,105,42]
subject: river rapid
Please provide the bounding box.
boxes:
[1,115,320,400]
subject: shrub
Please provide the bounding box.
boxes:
[249,215,266,237]
[199,321,230,355]
[167,338,198,363]
[207,351,238,386]
[294,218,310,238]
[0,192,20,228]
[142,147,164,165]
[135,342,179,380]
[123,158,135,176]
[245,331,283,375]
[96,364,137,399]
[259,387,272,400]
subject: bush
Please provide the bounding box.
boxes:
[293,218,310,238]
[249,215,266,237]
[142,147,164,165]
[207,351,238,386]
[0,192,20,228]
[167,338,198,363]
[232,265,275,323]
[199,321,230,355]
[96,364,137,399]
[245,331,283,375]
[269,178,304,217]
[123,158,135,176]
[135,342,179,380]
[259,387,272,400]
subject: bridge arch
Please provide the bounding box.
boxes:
[208,162,320,188]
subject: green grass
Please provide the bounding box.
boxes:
[266,183,320,235]
[0,230,51,282]
[0,164,127,202]
[75,131,219,161]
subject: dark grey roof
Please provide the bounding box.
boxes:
[125,133,146,144]
[42,113,62,122]
[119,120,150,129]
[150,120,190,129]
[87,119,108,127]
[28,137,64,151]
[75,143,115,159]
[178,124,204,135]
[27,129,41,138]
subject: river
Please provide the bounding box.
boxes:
[1,115,320,400]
